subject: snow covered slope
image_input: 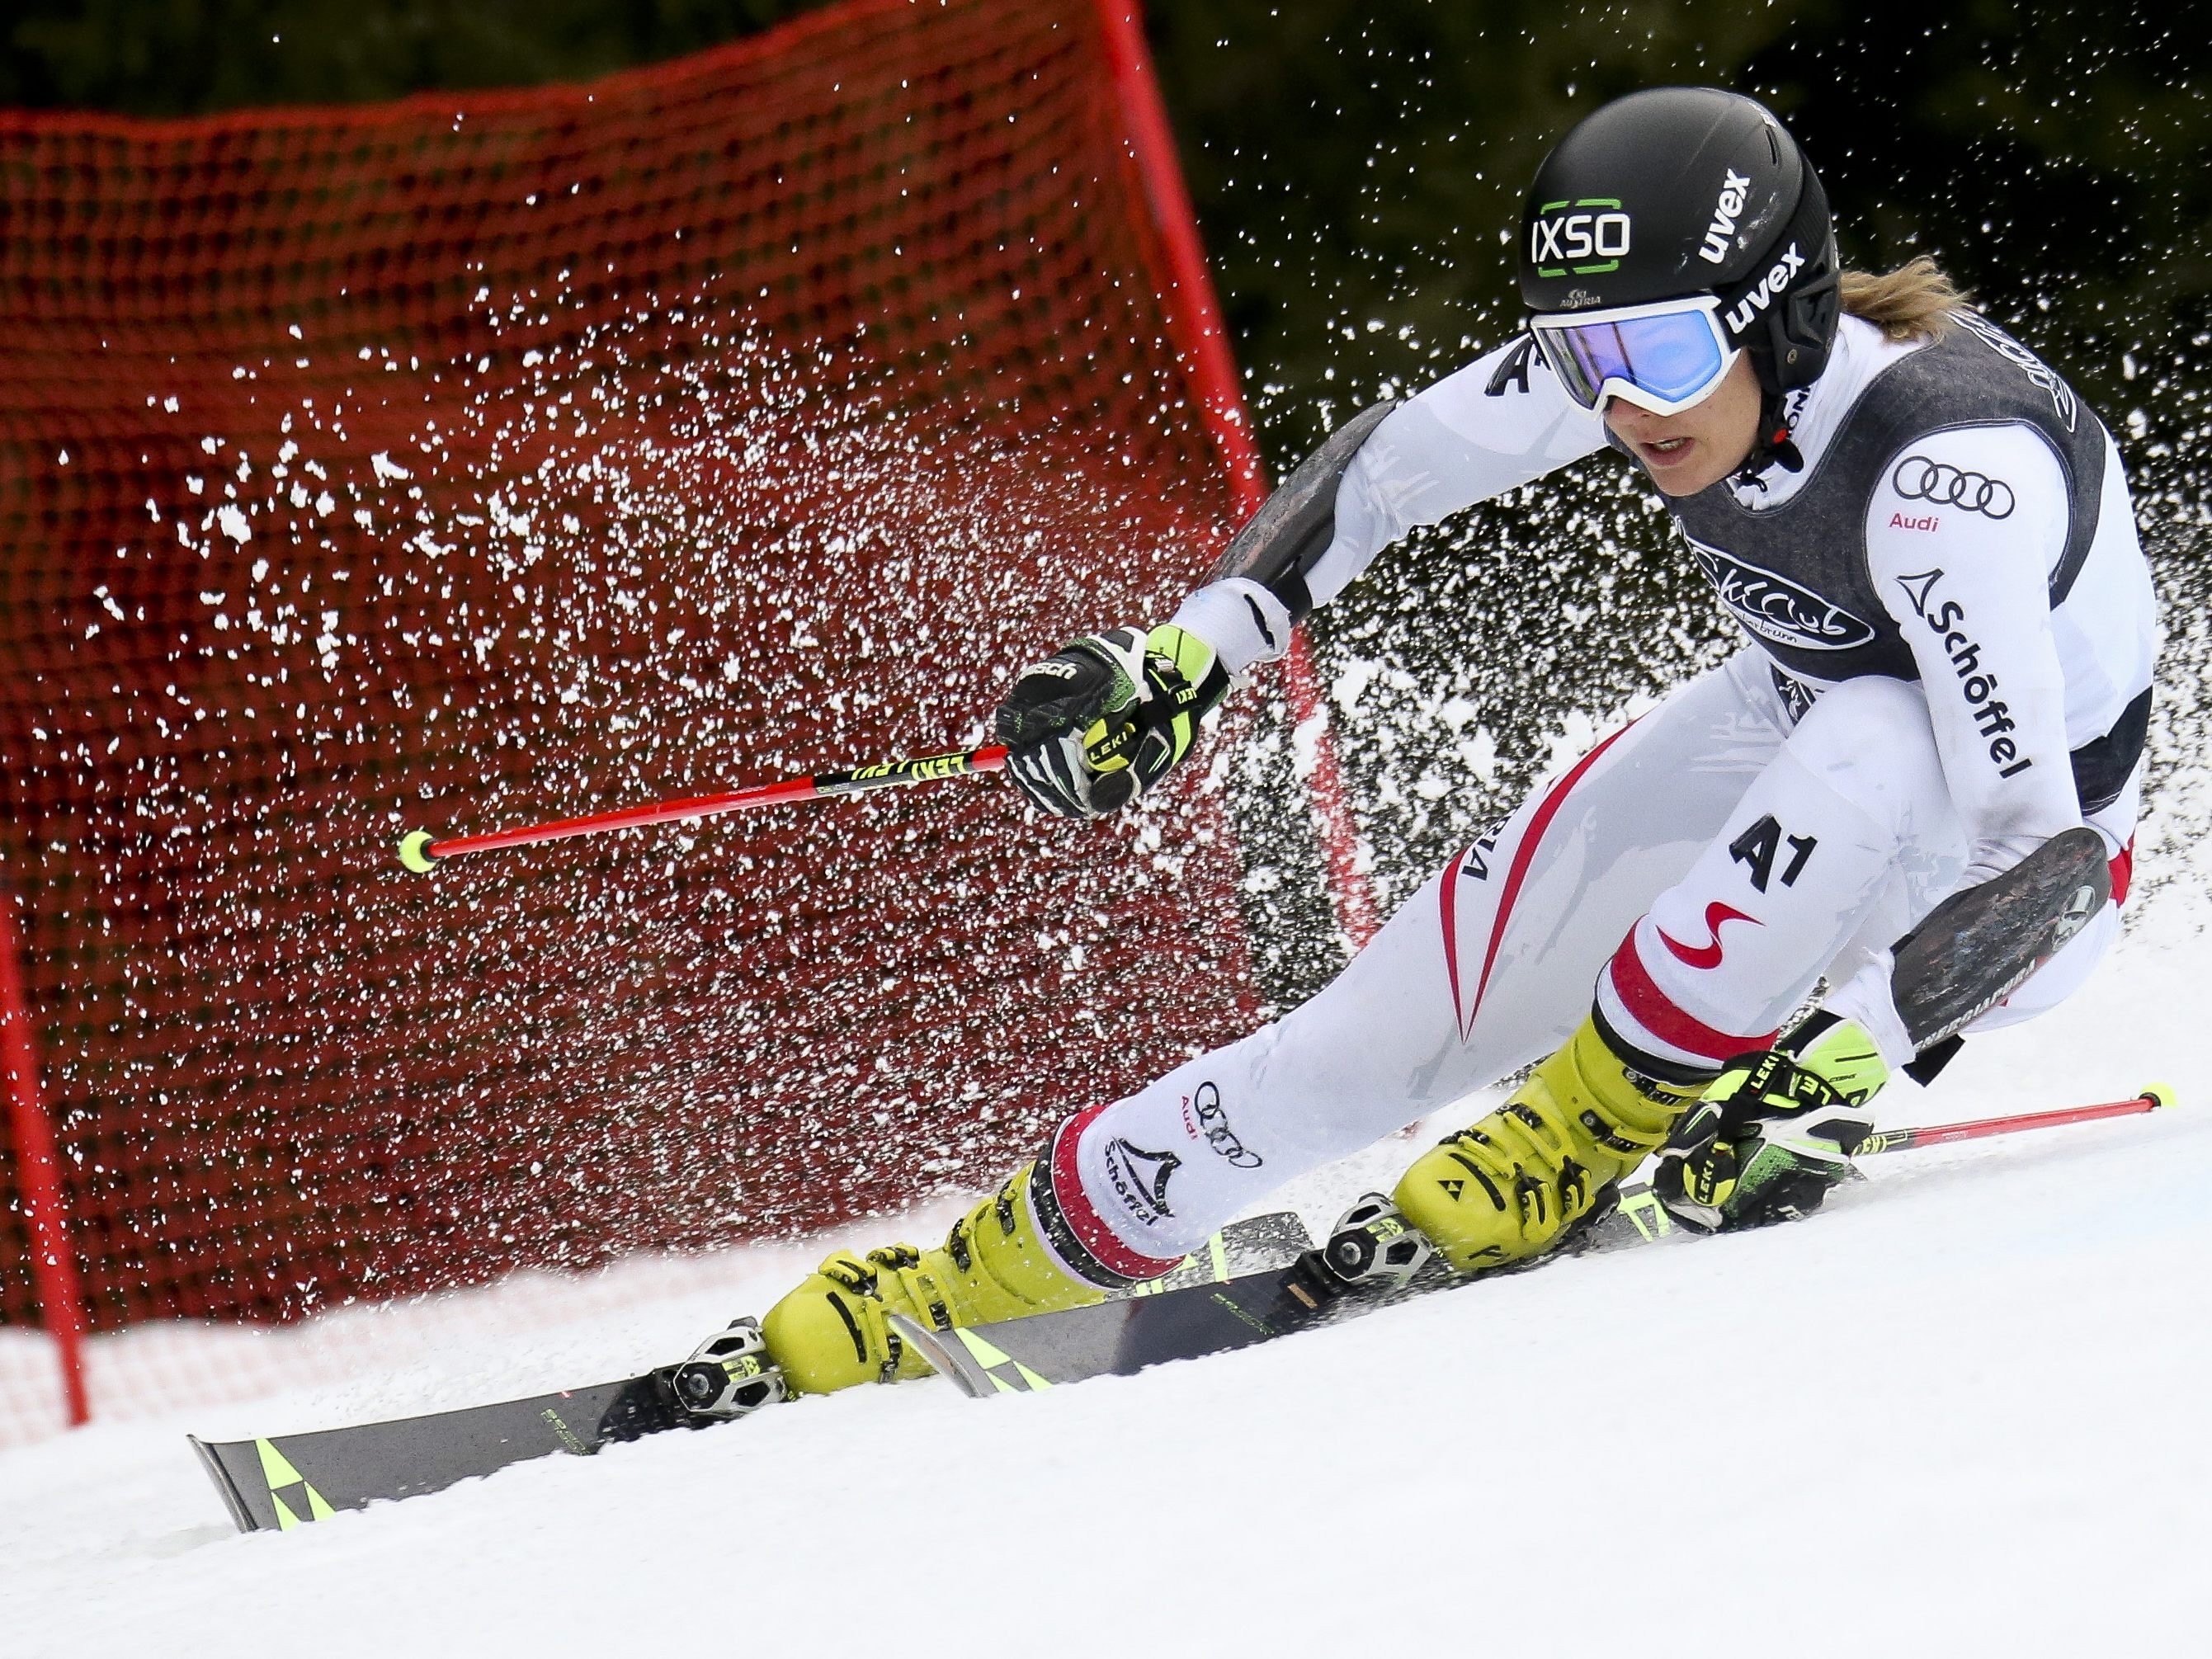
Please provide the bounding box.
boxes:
[7,898,2210,1657]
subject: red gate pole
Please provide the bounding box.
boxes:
[0,870,89,1426]
[1092,0,1380,950]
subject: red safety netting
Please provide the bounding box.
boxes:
[0,0,1267,1426]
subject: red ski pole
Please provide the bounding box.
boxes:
[1857,1083,2177,1156]
[397,744,1009,872]
[1613,1085,2177,1242]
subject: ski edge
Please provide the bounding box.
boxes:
[189,1433,265,1534]
[888,1314,991,1397]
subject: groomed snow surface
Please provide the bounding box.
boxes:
[7,883,2211,1657]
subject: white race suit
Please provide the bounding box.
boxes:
[1034,313,2156,1283]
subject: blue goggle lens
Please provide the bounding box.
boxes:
[1545,311,1728,410]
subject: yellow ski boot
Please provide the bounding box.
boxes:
[1394,1014,1703,1274]
[758,1161,1109,1395]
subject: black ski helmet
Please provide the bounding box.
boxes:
[1519,87,1841,397]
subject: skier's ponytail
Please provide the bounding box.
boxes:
[1839,256,1970,343]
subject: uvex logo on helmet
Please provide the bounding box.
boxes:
[1530,199,1632,277]
[1698,169,1753,265]
[1723,243,1805,335]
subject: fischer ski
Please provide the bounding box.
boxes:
[190,1371,686,1534]
[894,1086,2177,1397]
[191,1209,1314,1533]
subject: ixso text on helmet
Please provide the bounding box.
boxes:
[1530,199,1632,276]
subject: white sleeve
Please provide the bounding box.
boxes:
[1870,424,2083,883]
[1170,337,1607,672]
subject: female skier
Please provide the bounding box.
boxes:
[687,86,2157,1404]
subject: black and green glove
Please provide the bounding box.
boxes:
[994,624,1229,820]
[1652,1014,1888,1232]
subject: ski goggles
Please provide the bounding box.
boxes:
[1529,295,1738,417]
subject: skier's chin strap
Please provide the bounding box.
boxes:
[1730,388,1804,488]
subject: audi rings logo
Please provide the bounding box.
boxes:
[1892,455,2016,520]
[1191,1082,1262,1169]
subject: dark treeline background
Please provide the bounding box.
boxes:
[14,2,2205,457]
[9,0,2210,985]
